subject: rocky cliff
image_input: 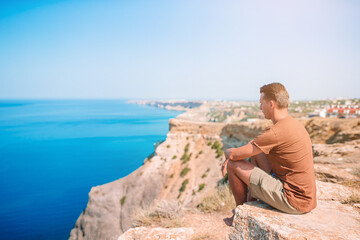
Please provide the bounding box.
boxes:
[69,117,360,240]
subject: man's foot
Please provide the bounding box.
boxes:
[223,210,235,226]
[223,215,234,226]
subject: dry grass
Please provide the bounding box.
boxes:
[197,185,235,213]
[341,193,360,204]
[132,200,184,228]
[192,234,228,240]
[342,179,360,189]
[315,172,344,183]
[191,233,212,240]
[352,166,360,178]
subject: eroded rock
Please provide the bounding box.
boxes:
[229,200,360,240]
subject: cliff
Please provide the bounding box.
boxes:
[69,117,360,240]
[69,118,270,239]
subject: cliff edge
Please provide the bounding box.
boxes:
[70,117,360,240]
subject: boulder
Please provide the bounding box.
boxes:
[229,200,360,240]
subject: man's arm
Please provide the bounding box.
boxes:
[225,142,262,161]
[222,142,263,177]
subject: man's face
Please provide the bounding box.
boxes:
[260,93,271,119]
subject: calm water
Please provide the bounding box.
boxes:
[0,100,180,240]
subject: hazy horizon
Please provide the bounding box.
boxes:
[1,0,359,100]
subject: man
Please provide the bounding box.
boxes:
[222,82,316,226]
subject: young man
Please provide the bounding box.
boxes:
[222,83,316,226]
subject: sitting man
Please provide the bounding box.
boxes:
[222,82,316,226]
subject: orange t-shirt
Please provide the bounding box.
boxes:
[251,116,317,213]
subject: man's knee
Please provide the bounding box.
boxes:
[227,160,254,186]
[227,159,240,172]
[227,159,254,172]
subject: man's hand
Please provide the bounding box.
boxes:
[222,149,232,177]
[224,149,232,160]
[222,159,229,177]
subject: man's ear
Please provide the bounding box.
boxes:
[269,100,275,109]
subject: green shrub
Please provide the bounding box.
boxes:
[172,155,177,159]
[198,183,206,192]
[212,141,223,158]
[181,144,191,164]
[120,196,126,206]
[201,174,207,178]
[184,143,189,152]
[179,179,189,193]
[216,149,223,158]
[180,167,191,177]
[167,145,170,148]
[211,141,220,150]
[217,173,228,185]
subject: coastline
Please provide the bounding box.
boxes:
[70,100,360,240]
[0,100,180,240]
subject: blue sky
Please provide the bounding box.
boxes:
[0,0,359,100]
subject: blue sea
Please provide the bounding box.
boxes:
[0,100,180,240]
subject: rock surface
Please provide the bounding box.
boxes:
[118,227,194,240]
[316,181,352,201]
[229,200,360,240]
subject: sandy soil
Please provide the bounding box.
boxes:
[182,211,232,240]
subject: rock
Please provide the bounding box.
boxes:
[118,227,194,240]
[316,181,352,201]
[313,142,359,157]
[300,118,360,144]
[229,200,360,240]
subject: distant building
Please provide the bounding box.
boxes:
[326,105,360,118]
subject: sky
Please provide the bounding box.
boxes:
[0,0,359,100]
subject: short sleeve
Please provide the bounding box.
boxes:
[250,127,278,154]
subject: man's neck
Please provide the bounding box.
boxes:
[271,108,289,124]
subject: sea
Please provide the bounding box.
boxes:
[0,100,180,240]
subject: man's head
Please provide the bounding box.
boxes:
[259,83,289,119]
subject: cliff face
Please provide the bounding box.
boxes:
[69,117,360,240]
[69,119,271,240]
[299,117,360,144]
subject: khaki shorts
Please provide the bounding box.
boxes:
[249,167,303,214]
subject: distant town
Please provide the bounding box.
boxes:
[129,98,360,123]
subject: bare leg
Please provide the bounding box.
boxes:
[224,160,254,226]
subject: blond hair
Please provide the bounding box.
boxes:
[260,83,289,109]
